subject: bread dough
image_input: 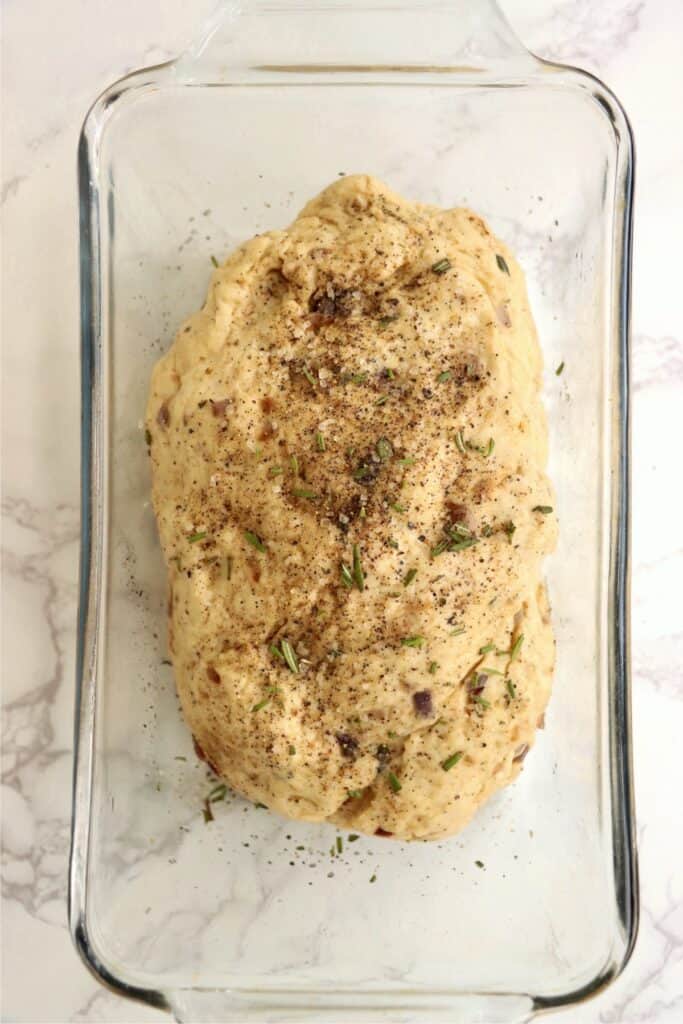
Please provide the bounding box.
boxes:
[146,175,557,841]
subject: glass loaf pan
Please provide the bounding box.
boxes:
[70,2,637,1020]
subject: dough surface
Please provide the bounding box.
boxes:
[147,175,557,841]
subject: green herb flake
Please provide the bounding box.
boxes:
[208,783,228,803]
[336,836,343,854]
[315,431,326,452]
[480,667,505,676]
[495,253,510,275]
[376,437,393,461]
[348,833,360,842]
[244,530,266,553]
[378,315,399,329]
[340,563,354,588]
[391,502,406,514]
[449,537,478,553]
[451,625,466,636]
[210,255,219,268]
[532,505,553,514]
[188,531,207,544]
[388,771,402,793]
[375,395,389,406]
[475,859,485,869]
[473,695,491,709]
[352,543,365,591]
[510,633,524,661]
[280,639,300,674]
[432,258,451,275]
[437,370,452,383]
[251,695,272,713]
[503,521,516,543]
[292,487,318,500]
[455,429,467,454]
[174,755,187,761]
[506,679,517,699]
[269,643,285,662]
[401,635,424,648]
[484,438,495,458]
[397,456,415,467]
[428,661,439,674]
[403,568,417,587]
[290,454,300,476]
[347,789,363,799]
[555,361,565,376]
[387,538,399,549]
[269,465,284,476]
[144,428,152,447]
[302,365,316,387]
[479,643,495,654]
[370,873,377,883]
[202,798,214,824]
[288,744,297,755]
[442,751,464,771]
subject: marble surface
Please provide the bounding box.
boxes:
[2,0,682,1020]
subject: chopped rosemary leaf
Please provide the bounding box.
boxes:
[479,643,495,654]
[336,836,343,854]
[202,799,214,824]
[437,370,452,383]
[403,568,417,587]
[397,456,415,467]
[352,543,365,591]
[343,372,368,384]
[506,679,517,699]
[370,873,377,883]
[455,430,467,454]
[451,626,466,636]
[532,505,553,514]
[388,771,402,793]
[244,530,266,553]
[174,755,187,761]
[510,633,524,661]
[280,639,300,674]
[348,833,360,842]
[503,521,516,543]
[480,667,505,676]
[251,695,272,713]
[290,454,299,475]
[208,783,228,803]
[428,661,439,674]
[442,751,463,771]
[449,522,472,539]
[210,255,219,268]
[496,253,510,275]
[269,643,285,661]
[288,744,296,755]
[292,487,317,499]
[269,465,284,476]
[431,539,450,558]
[188,531,208,544]
[340,563,354,588]
[302,365,316,387]
[315,431,326,451]
[432,258,451,274]
[391,502,406,514]
[378,315,399,328]
[401,635,424,648]
[555,361,565,376]
[387,538,399,549]
[375,395,389,406]
[347,789,363,799]
[448,537,478,552]
[484,437,495,457]
[473,695,491,708]
[475,859,484,869]
[376,437,393,461]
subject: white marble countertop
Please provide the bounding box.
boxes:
[2,0,682,1020]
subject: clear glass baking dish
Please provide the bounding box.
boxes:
[69,1,637,1020]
